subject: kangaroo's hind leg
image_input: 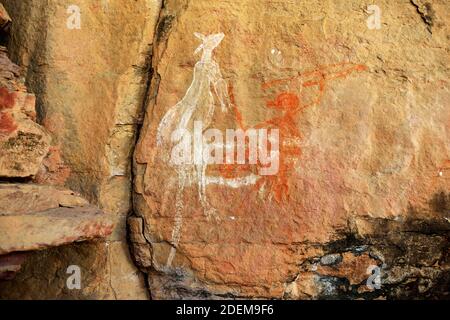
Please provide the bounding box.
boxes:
[166,168,187,268]
[196,163,218,220]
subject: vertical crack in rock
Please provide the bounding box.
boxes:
[128,0,171,300]
[107,243,118,300]
[1,0,166,299]
[410,0,435,34]
[102,1,169,299]
[128,0,192,299]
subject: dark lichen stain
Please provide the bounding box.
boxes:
[156,15,175,42]
[12,162,23,171]
[411,0,435,33]
[423,2,435,27]
[4,131,44,151]
[312,195,450,300]
[324,233,365,256]
[429,191,450,215]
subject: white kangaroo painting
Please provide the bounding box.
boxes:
[156,32,231,267]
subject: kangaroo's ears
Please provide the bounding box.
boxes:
[209,33,224,48]
[215,33,225,42]
[194,32,206,41]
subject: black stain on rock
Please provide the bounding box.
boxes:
[310,194,450,300]
[429,191,450,215]
[156,15,175,42]
[410,0,435,33]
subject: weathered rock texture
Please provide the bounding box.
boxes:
[0,183,88,215]
[130,0,449,299]
[0,253,26,280]
[0,47,50,177]
[0,242,116,299]
[0,0,449,300]
[0,12,114,288]
[0,184,113,255]
[0,0,162,299]
[0,208,112,281]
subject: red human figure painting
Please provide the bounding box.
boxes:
[218,62,367,203]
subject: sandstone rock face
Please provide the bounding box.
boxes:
[1,0,161,299]
[1,0,448,300]
[0,47,50,177]
[0,7,116,292]
[0,184,113,255]
[0,253,26,280]
[0,183,88,215]
[0,183,114,283]
[0,206,113,255]
[130,0,449,299]
[0,242,115,299]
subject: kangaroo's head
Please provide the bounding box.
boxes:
[194,32,224,56]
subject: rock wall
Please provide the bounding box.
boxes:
[0,0,161,299]
[130,0,449,299]
[0,0,448,300]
